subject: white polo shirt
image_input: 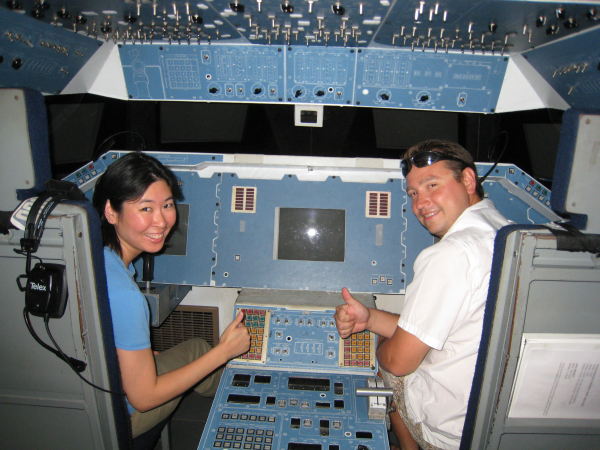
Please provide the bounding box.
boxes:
[398,199,509,449]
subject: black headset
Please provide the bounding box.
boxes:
[15,181,89,370]
[14,180,123,394]
[16,180,85,318]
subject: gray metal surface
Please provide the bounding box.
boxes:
[469,228,600,450]
[0,204,122,449]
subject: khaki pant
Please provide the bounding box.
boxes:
[380,367,443,450]
[130,337,223,438]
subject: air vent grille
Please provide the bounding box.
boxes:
[365,191,391,218]
[151,306,219,352]
[232,186,257,213]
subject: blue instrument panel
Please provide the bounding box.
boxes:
[3,1,596,53]
[213,174,412,293]
[354,48,507,112]
[198,368,389,450]
[478,163,557,225]
[121,44,284,101]
[522,26,600,110]
[232,302,376,375]
[3,1,599,111]
[120,44,508,112]
[200,291,388,449]
[71,151,559,294]
[0,8,100,94]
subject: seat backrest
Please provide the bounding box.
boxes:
[460,224,600,450]
[78,199,133,449]
[0,87,132,449]
[460,224,543,450]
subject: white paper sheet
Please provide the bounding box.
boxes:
[508,334,600,419]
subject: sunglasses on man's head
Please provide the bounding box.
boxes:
[401,151,466,177]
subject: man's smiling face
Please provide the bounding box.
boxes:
[406,160,475,238]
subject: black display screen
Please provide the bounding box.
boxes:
[287,444,322,450]
[287,377,330,391]
[276,208,345,262]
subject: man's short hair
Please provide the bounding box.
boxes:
[404,139,485,198]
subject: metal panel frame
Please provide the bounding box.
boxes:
[467,227,600,449]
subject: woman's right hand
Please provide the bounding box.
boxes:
[218,310,251,360]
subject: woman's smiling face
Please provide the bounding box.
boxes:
[104,179,177,265]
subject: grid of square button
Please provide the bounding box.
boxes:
[164,57,201,89]
[213,426,274,449]
[341,330,373,367]
[237,308,268,362]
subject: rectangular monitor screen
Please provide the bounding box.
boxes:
[276,208,345,262]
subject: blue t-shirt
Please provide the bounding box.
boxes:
[104,247,150,415]
[104,247,151,350]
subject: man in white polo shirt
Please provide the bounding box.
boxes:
[335,140,510,449]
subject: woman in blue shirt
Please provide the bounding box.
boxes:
[92,152,250,438]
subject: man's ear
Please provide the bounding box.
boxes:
[461,167,478,195]
[104,200,118,225]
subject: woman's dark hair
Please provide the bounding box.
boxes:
[92,152,183,256]
[404,139,485,199]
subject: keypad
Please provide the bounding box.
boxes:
[238,308,268,362]
[213,426,274,449]
[341,330,373,367]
